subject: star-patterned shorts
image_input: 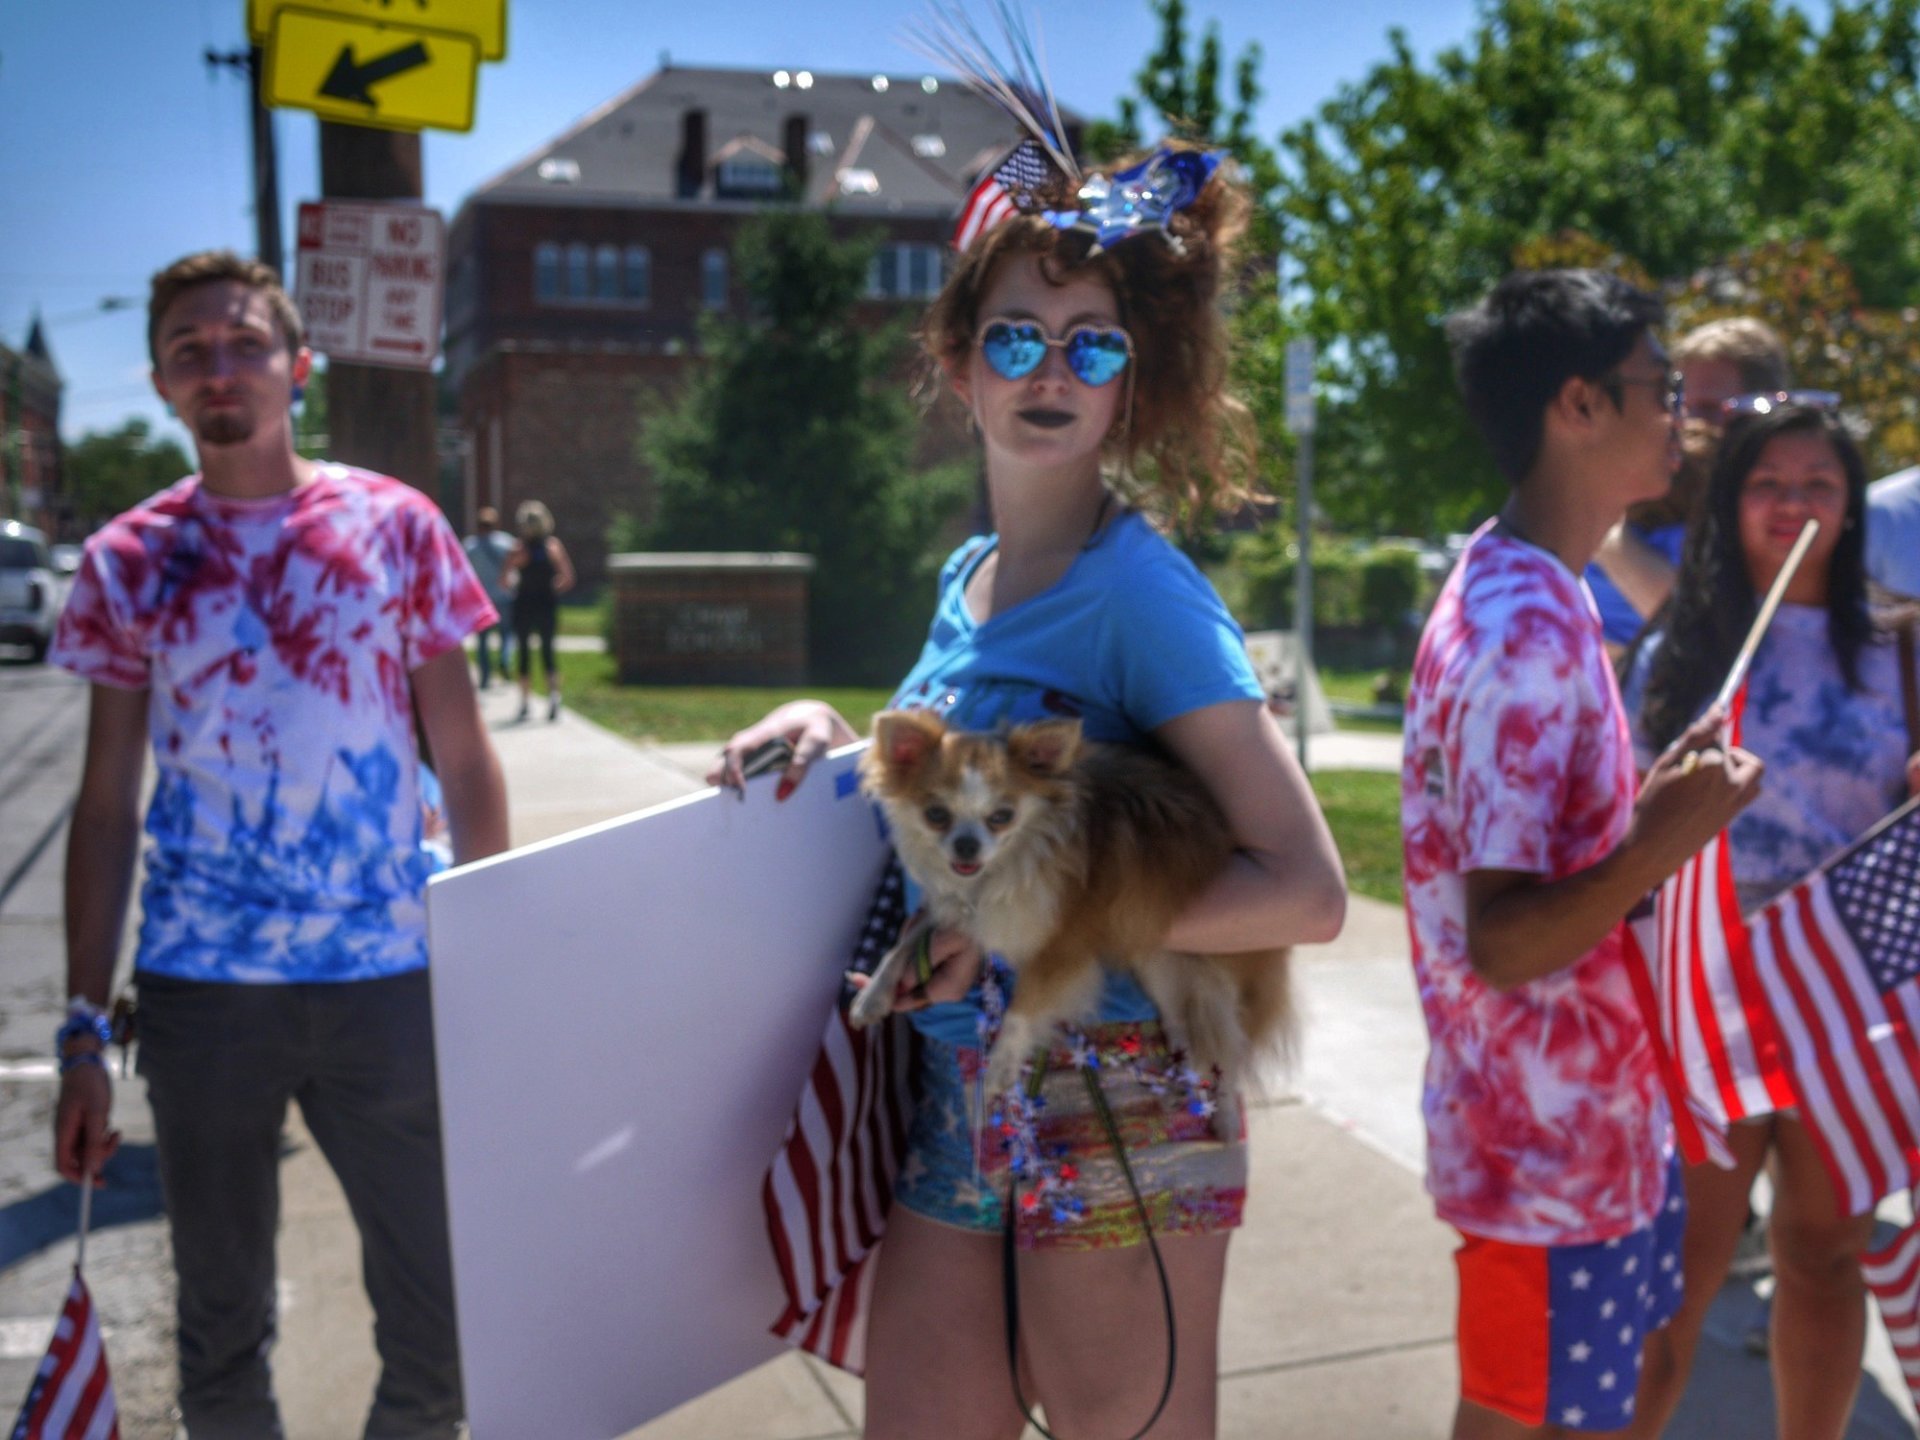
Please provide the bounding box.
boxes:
[890,1024,1247,1250]
[1453,1152,1686,1432]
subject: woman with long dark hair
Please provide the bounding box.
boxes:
[1625,402,1920,1439]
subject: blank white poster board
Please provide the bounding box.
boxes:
[426,745,887,1440]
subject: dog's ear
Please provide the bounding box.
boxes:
[872,709,945,774]
[1007,717,1082,776]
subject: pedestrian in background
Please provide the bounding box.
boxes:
[463,504,516,688]
[505,498,574,722]
[50,249,508,1440]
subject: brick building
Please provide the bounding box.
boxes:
[447,64,1060,589]
[1,317,65,535]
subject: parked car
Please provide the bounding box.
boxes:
[0,520,60,662]
[50,543,82,576]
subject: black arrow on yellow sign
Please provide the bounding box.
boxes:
[319,39,430,106]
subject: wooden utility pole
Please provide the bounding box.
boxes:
[317,124,437,490]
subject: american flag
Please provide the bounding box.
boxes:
[1625,692,1793,1167]
[1747,796,1920,1216]
[9,1271,118,1440]
[952,139,1054,252]
[1864,1207,1920,1415]
[763,859,917,1374]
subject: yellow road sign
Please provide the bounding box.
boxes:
[250,0,505,61]
[266,8,480,133]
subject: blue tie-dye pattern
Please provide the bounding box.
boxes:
[139,740,438,982]
[1623,606,1911,914]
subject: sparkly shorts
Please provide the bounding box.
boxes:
[1454,1152,1687,1432]
[890,1021,1248,1251]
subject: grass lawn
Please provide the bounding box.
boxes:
[554,650,894,743]
[555,600,607,638]
[1307,769,1402,907]
[557,648,1405,907]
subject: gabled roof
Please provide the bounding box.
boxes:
[468,64,1077,218]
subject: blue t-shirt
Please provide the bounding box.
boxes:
[1584,522,1686,647]
[1622,605,1910,914]
[1868,468,1920,599]
[887,509,1264,1047]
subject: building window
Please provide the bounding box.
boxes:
[623,246,652,304]
[866,243,945,300]
[716,153,783,196]
[534,243,561,301]
[565,243,591,299]
[702,249,728,310]
[594,244,620,299]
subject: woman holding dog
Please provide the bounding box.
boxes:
[713,139,1346,1437]
[1621,399,1920,1439]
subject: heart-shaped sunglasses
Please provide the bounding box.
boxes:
[977,319,1134,388]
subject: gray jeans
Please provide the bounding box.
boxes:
[136,969,463,1440]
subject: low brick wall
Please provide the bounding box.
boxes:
[607,552,814,685]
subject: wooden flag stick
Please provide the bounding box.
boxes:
[1713,518,1821,715]
[76,1169,93,1275]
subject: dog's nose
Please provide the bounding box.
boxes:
[952,834,980,861]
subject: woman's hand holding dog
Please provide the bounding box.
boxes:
[709,700,859,800]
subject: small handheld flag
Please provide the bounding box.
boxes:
[10,1176,120,1440]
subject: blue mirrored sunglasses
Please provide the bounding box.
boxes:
[977,320,1134,388]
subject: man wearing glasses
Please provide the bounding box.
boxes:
[1403,269,1760,1439]
[1586,317,1794,658]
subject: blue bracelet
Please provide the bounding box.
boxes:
[55,1010,113,1058]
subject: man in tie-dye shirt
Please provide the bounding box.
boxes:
[49,250,507,1440]
[1404,271,1762,1440]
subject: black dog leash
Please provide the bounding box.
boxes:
[1001,1049,1178,1440]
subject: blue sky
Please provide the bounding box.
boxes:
[1,0,1489,445]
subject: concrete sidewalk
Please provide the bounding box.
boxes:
[390,693,1920,1437]
[4,680,1914,1437]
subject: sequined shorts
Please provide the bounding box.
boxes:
[890,1021,1248,1251]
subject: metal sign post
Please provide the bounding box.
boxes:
[1284,336,1316,770]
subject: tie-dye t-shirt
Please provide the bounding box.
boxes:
[50,464,495,984]
[1402,521,1666,1245]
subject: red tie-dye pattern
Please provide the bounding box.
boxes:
[1401,523,1664,1246]
[51,467,494,719]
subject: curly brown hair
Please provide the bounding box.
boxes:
[920,148,1259,526]
[148,250,304,364]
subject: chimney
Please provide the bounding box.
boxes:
[676,109,707,199]
[783,114,810,197]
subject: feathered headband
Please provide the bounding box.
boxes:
[908,2,1222,256]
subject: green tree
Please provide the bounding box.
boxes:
[1270,0,1920,534]
[639,210,971,684]
[64,419,192,527]
[1091,0,1301,550]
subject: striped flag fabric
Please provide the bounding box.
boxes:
[952,139,1055,252]
[763,859,918,1374]
[1747,797,1920,1216]
[1625,691,1794,1167]
[1864,1209,1920,1413]
[9,1270,118,1440]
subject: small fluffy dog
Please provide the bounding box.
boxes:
[852,708,1292,1098]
